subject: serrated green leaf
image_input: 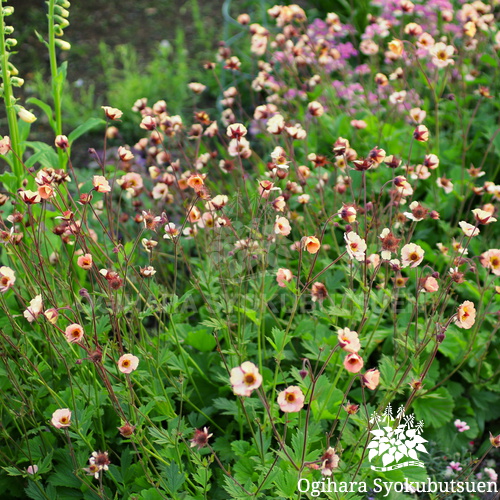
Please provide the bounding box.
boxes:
[413,387,454,428]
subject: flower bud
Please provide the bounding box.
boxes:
[55,135,69,149]
[18,108,37,124]
[2,7,15,16]
[4,26,14,35]
[10,77,24,87]
[55,39,71,50]
[5,38,17,47]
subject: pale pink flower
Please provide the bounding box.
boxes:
[101,106,123,120]
[277,386,305,412]
[190,427,213,449]
[276,268,293,287]
[455,301,476,329]
[93,176,111,193]
[26,465,38,475]
[401,243,425,268]
[338,328,361,353]
[226,123,247,139]
[274,216,291,236]
[437,176,454,194]
[362,369,380,390]
[343,353,364,373]
[344,232,367,262]
[24,294,43,323]
[64,323,84,343]
[51,408,72,429]
[0,266,15,293]
[459,221,479,237]
[409,107,426,124]
[422,276,439,292]
[77,253,93,270]
[164,223,180,239]
[367,254,380,268]
[227,137,252,158]
[319,447,340,476]
[350,119,367,129]
[230,361,262,396]
[430,42,455,68]
[454,419,470,432]
[118,354,139,374]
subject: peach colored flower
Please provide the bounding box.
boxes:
[0,266,15,293]
[311,282,328,303]
[230,361,262,396]
[24,294,43,323]
[459,221,479,237]
[344,232,366,261]
[430,42,455,68]
[301,236,321,254]
[0,135,11,154]
[437,176,453,194]
[64,323,84,343]
[228,137,252,158]
[472,208,497,224]
[344,353,364,373]
[77,253,93,270]
[226,123,247,139]
[338,328,361,353]
[422,276,439,292]
[93,176,111,193]
[118,354,139,374]
[44,308,59,324]
[455,301,476,329]
[51,408,72,429]
[276,268,293,287]
[401,243,424,268]
[277,386,305,413]
[362,369,380,390]
[274,216,291,236]
[101,106,123,120]
[480,249,500,276]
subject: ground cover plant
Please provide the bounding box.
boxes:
[1,0,500,499]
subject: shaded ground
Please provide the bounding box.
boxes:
[13,0,225,92]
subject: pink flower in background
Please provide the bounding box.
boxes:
[454,419,470,432]
[77,253,93,270]
[276,268,293,287]
[118,354,139,374]
[230,361,262,396]
[459,221,479,237]
[274,216,291,236]
[344,232,366,261]
[51,408,72,429]
[26,465,38,475]
[277,386,305,412]
[93,176,111,193]
[422,276,439,292]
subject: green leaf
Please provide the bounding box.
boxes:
[413,387,454,428]
[234,306,261,326]
[25,481,48,500]
[480,53,498,68]
[185,329,216,352]
[139,488,164,500]
[0,170,18,193]
[24,141,59,169]
[162,462,185,494]
[26,97,56,131]
[68,117,106,145]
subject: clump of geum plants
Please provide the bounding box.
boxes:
[0,1,500,499]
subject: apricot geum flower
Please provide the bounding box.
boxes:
[230,361,262,396]
[455,301,476,330]
[64,323,84,343]
[24,294,43,323]
[0,266,15,293]
[51,408,71,429]
[118,354,140,374]
[277,386,305,413]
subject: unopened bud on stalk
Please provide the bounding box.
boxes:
[18,108,37,123]
[54,15,69,28]
[55,135,69,149]
[57,0,71,8]
[4,26,14,35]
[10,77,24,87]
[55,39,71,50]
[5,38,17,47]
[2,7,15,16]
[54,5,69,17]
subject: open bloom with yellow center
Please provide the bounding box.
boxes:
[118,354,140,374]
[338,328,361,353]
[430,42,455,68]
[0,266,15,293]
[77,253,93,270]
[472,208,496,224]
[230,361,262,396]
[344,232,366,261]
[277,386,305,413]
[64,323,84,343]
[480,249,500,276]
[401,243,425,268]
[455,301,476,329]
[93,176,111,193]
[51,408,72,429]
